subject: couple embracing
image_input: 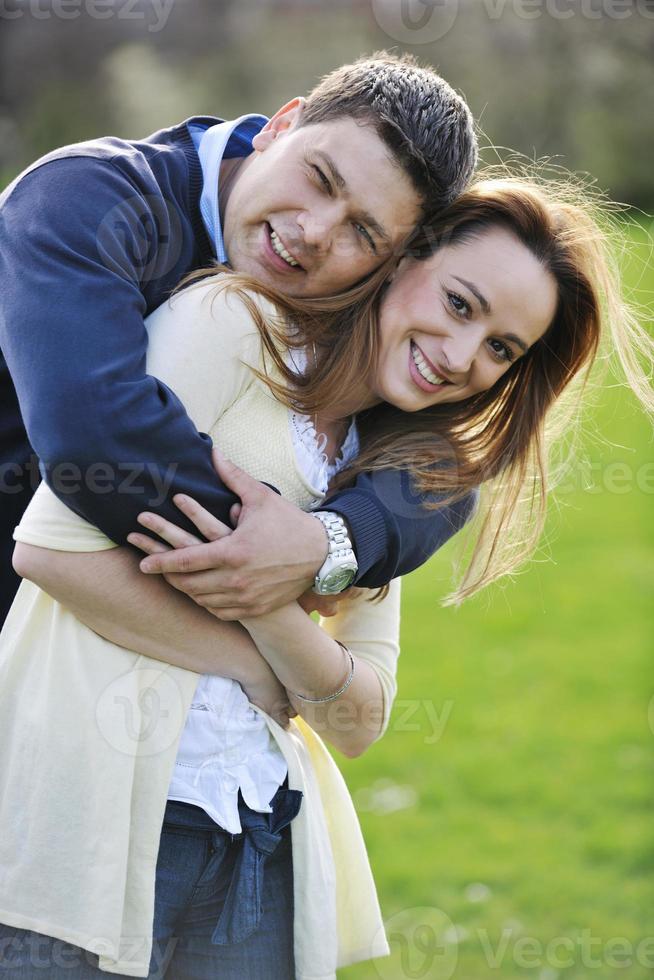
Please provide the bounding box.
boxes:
[0,52,651,979]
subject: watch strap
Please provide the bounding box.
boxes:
[312,511,358,594]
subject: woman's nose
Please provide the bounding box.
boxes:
[441,333,480,375]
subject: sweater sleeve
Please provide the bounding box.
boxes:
[11,279,272,553]
[321,473,479,588]
[12,482,120,552]
[318,578,402,740]
[0,156,252,544]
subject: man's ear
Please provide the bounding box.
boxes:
[252,97,307,152]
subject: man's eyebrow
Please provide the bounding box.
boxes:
[315,150,346,192]
[314,150,391,248]
[453,275,528,354]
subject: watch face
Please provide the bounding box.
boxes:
[323,566,357,594]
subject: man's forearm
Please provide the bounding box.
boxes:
[322,473,479,586]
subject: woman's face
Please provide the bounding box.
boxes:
[372,226,559,411]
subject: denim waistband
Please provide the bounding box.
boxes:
[163,780,303,945]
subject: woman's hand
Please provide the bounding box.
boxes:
[127,492,234,613]
[126,449,328,620]
[127,492,229,561]
[128,496,357,620]
[240,660,297,729]
[296,586,362,618]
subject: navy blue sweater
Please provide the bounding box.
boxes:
[0,117,477,622]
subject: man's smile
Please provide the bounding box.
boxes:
[269,227,301,268]
[264,223,305,273]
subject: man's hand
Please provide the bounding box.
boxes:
[128,449,329,620]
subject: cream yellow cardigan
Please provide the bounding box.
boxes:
[0,279,401,979]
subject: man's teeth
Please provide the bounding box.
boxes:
[270,230,299,267]
[411,342,446,386]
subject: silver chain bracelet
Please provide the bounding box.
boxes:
[290,641,355,704]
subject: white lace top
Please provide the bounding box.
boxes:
[166,346,359,833]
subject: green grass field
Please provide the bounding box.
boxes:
[338,222,654,980]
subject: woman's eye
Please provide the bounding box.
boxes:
[312,165,332,195]
[447,291,471,317]
[354,223,376,253]
[488,338,515,363]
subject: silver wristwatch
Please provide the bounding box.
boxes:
[312,511,359,595]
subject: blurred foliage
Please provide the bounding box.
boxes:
[1,0,653,209]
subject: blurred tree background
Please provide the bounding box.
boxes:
[1,0,654,210]
[2,3,653,977]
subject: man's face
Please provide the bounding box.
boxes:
[221,101,422,297]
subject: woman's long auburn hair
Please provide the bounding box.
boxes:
[178,174,654,605]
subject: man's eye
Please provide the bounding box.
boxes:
[354,223,376,253]
[447,291,471,317]
[312,165,332,195]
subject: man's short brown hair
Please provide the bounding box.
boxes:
[301,51,477,214]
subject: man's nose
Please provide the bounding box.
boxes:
[297,202,347,251]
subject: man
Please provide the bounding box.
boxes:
[0,52,478,626]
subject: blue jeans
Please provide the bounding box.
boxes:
[0,783,302,979]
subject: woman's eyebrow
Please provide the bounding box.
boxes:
[502,332,529,354]
[452,276,491,315]
[452,275,529,353]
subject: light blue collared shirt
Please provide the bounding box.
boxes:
[189,114,269,263]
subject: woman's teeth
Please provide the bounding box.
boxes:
[411,342,446,386]
[270,229,299,267]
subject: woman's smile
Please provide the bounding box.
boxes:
[408,340,451,392]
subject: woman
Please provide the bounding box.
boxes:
[0,177,651,979]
